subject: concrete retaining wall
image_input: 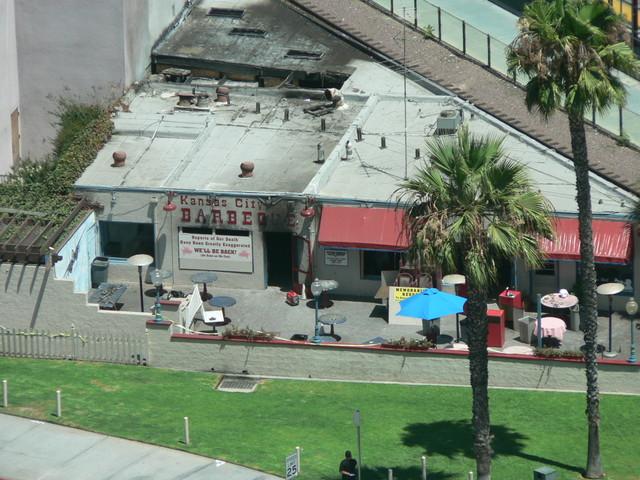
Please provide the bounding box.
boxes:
[147,322,640,394]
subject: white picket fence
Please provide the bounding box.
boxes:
[0,328,147,365]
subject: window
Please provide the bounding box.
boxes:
[596,263,633,294]
[100,222,154,259]
[534,261,556,276]
[361,250,401,279]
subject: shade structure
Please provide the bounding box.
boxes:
[318,206,409,251]
[398,288,467,320]
[540,218,633,264]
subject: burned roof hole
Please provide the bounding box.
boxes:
[285,50,323,60]
[230,27,267,37]
[207,8,245,18]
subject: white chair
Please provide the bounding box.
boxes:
[181,285,225,332]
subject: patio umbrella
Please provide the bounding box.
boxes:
[398,288,467,320]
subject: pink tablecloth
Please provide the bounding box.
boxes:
[534,317,567,340]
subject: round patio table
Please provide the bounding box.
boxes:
[534,316,567,340]
[319,313,346,339]
[190,272,218,300]
[541,293,578,309]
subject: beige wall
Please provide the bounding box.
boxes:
[0,263,150,335]
[147,324,640,394]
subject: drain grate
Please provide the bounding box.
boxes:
[216,375,260,393]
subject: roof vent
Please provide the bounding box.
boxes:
[436,109,462,135]
[230,28,266,37]
[285,49,323,60]
[208,8,244,18]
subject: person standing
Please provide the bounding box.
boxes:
[339,450,357,479]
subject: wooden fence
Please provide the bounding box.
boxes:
[0,328,147,365]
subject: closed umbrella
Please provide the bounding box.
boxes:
[398,288,467,320]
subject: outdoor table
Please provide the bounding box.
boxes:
[190,272,218,300]
[209,296,236,320]
[89,283,127,310]
[534,316,567,340]
[319,313,346,339]
[541,293,578,310]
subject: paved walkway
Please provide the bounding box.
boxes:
[0,414,281,480]
[285,0,640,195]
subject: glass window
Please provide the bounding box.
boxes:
[534,261,556,276]
[361,250,402,279]
[100,221,154,259]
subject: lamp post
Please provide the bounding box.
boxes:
[626,297,638,364]
[311,278,323,343]
[596,282,624,353]
[150,269,173,322]
[443,274,466,342]
[127,254,154,313]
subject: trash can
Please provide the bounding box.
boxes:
[570,304,581,331]
[518,316,537,344]
[91,256,109,288]
[459,318,469,343]
[422,318,440,342]
[533,466,557,480]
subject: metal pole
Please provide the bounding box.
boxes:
[388,468,393,480]
[462,21,466,55]
[454,284,460,342]
[403,7,408,181]
[421,455,427,480]
[414,0,418,28]
[630,310,637,363]
[56,390,62,417]
[469,472,474,480]
[296,446,301,474]
[184,416,190,445]
[608,295,613,352]
[487,34,491,68]
[138,266,145,312]
[437,8,442,41]
[391,0,394,15]
[355,410,362,480]
[537,293,542,348]
[619,105,623,137]
[2,380,7,407]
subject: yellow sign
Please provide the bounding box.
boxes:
[393,287,423,302]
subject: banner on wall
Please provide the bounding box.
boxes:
[179,232,253,273]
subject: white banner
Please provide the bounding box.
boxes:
[179,232,253,272]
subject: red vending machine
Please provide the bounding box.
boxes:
[498,289,524,329]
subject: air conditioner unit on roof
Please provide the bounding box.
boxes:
[436,109,462,135]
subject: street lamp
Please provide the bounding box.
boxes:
[443,274,466,343]
[127,254,154,312]
[311,278,323,343]
[626,297,638,364]
[149,269,173,322]
[596,282,624,353]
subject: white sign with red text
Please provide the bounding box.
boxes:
[179,232,253,272]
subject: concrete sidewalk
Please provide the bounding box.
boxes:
[0,414,281,480]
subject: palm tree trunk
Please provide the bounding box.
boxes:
[465,280,492,480]
[568,113,602,479]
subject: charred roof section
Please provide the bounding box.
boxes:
[152,0,369,89]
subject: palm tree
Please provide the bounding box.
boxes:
[507,1,639,476]
[397,128,553,480]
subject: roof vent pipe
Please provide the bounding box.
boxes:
[216,86,230,104]
[255,102,261,114]
[415,148,421,159]
[321,118,326,131]
[316,144,325,163]
[112,151,127,167]
[356,127,363,142]
[344,141,353,161]
[381,137,386,149]
[284,108,290,121]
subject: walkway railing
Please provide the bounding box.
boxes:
[368,0,640,147]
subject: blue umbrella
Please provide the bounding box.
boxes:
[398,288,467,320]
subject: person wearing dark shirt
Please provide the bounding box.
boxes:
[339,450,357,479]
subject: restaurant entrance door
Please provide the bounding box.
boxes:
[265,232,293,289]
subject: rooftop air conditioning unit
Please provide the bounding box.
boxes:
[436,109,462,135]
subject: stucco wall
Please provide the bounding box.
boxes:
[146,324,640,394]
[0,263,150,335]
[0,0,19,174]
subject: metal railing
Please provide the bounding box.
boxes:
[368,0,640,147]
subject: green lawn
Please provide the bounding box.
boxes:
[0,358,638,479]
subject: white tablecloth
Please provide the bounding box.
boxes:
[534,317,567,340]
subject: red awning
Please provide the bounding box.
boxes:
[541,218,633,264]
[318,206,409,251]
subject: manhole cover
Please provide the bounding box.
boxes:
[216,375,260,393]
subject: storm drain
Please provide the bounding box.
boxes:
[216,375,260,393]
